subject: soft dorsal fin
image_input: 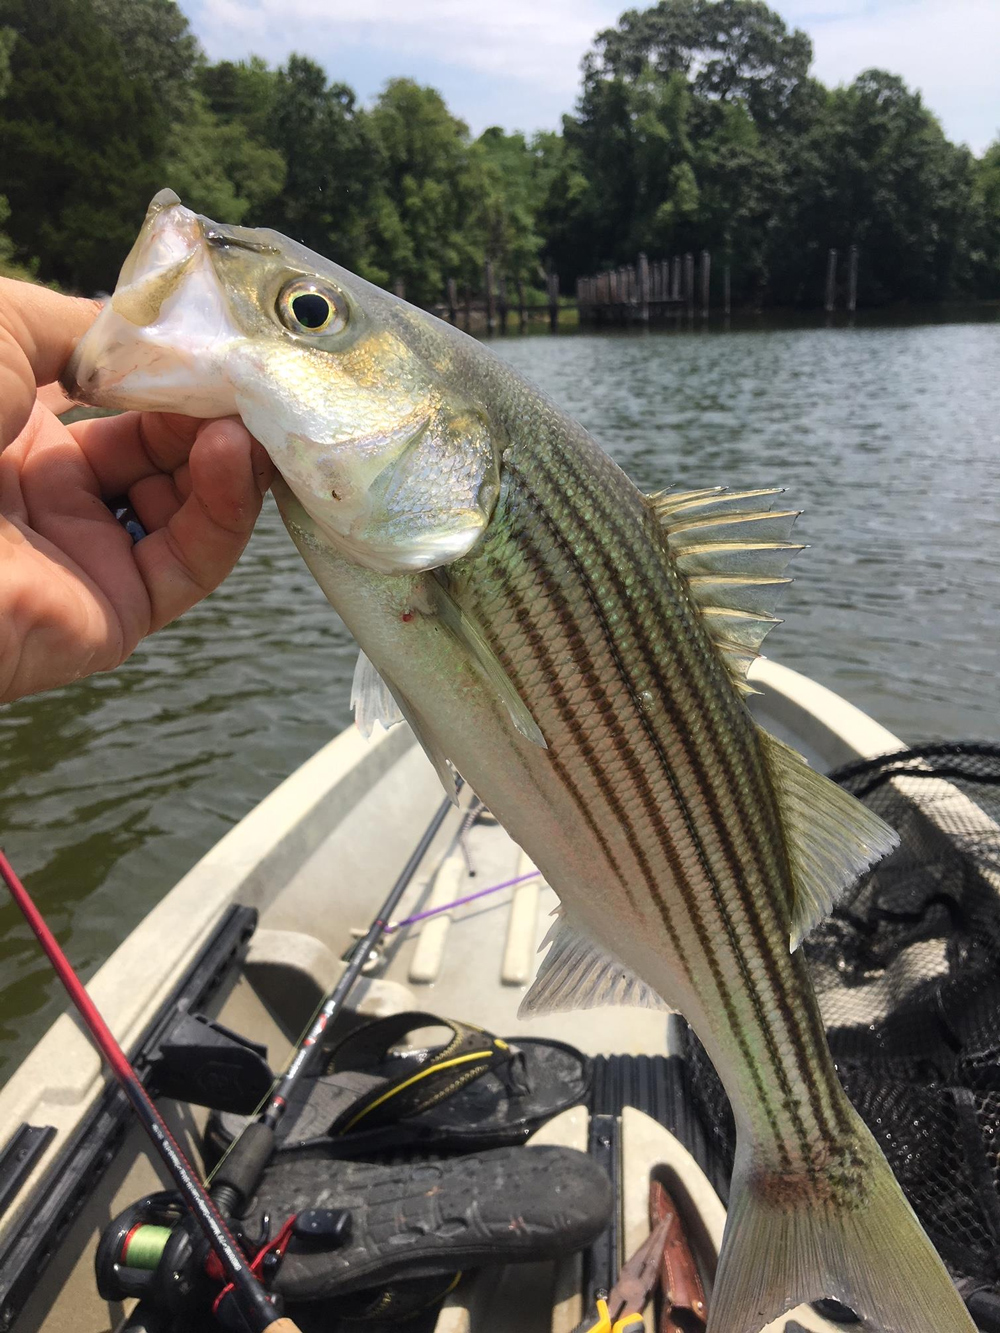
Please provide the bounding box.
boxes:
[758,727,899,949]
[520,909,673,1016]
[351,651,404,738]
[649,486,803,691]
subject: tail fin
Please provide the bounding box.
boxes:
[709,1103,975,1333]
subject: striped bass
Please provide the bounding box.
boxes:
[65,191,975,1333]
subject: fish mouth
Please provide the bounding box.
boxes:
[62,189,240,418]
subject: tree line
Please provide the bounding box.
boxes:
[0,0,997,308]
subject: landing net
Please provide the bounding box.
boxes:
[684,742,1000,1306]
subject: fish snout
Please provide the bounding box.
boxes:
[60,191,240,418]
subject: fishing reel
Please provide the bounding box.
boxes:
[96,1190,285,1329]
[97,1189,353,1328]
[97,1191,209,1315]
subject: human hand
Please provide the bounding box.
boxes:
[0,277,274,704]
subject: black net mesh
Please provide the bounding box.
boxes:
[683,742,1000,1297]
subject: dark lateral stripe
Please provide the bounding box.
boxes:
[485,533,669,920]
[482,547,645,916]
[606,503,850,1139]
[502,463,795,1162]
[525,449,844,1149]
[531,452,841,1152]
[519,454,838,1158]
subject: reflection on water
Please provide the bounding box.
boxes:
[0,317,998,1079]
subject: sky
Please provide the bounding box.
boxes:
[184,0,1000,156]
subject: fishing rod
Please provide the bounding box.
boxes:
[0,849,297,1333]
[96,784,466,1323]
[210,786,461,1215]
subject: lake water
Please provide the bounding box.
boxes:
[1,316,998,1080]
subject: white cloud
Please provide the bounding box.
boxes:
[791,0,1000,152]
[197,0,614,91]
[190,0,1000,152]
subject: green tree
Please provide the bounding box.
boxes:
[90,0,200,121]
[0,22,23,276]
[197,56,278,139]
[782,70,973,303]
[0,0,168,291]
[163,90,285,223]
[527,128,591,285]
[472,128,542,284]
[366,79,486,302]
[583,0,814,135]
[245,56,377,271]
[561,1,807,288]
[963,140,1000,297]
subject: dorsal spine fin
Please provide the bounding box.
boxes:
[650,484,803,690]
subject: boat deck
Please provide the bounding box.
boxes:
[0,660,901,1332]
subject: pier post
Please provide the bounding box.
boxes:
[847,245,859,313]
[684,253,695,318]
[700,250,711,319]
[463,284,472,332]
[671,256,681,302]
[548,272,559,332]
[724,264,731,317]
[446,277,457,324]
[517,279,527,330]
[825,248,838,313]
[393,277,405,300]
[638,252,650,324]
[484,260,495,335]
[498,275,508,334]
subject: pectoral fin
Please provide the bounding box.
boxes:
[433,576,546,748]
[351,651,404,738]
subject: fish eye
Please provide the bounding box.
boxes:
[277,279,347,336]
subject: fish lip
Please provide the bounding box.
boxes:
[60,193,240,414]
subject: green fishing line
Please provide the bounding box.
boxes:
[123,1224,172,1270]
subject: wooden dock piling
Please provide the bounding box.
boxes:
[484,260,495,335]
[446,277,457,324]
[498,275,508,334]
[723,264,731,317]
[825,248,838,313]
[847,245,859,313]
[517,279,527,330]
[699,250,710,318]
[684,253,695,317]
[463,284,471,332]
[393,278,405,300]
[638,252,650,323]
[547,272,559,332]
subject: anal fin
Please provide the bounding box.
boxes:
[519,910,673,1017]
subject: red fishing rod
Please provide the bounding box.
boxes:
[0,849,297,1333]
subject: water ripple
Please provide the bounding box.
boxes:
[0,318,997,1079]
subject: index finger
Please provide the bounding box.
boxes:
[0,277,101,451]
